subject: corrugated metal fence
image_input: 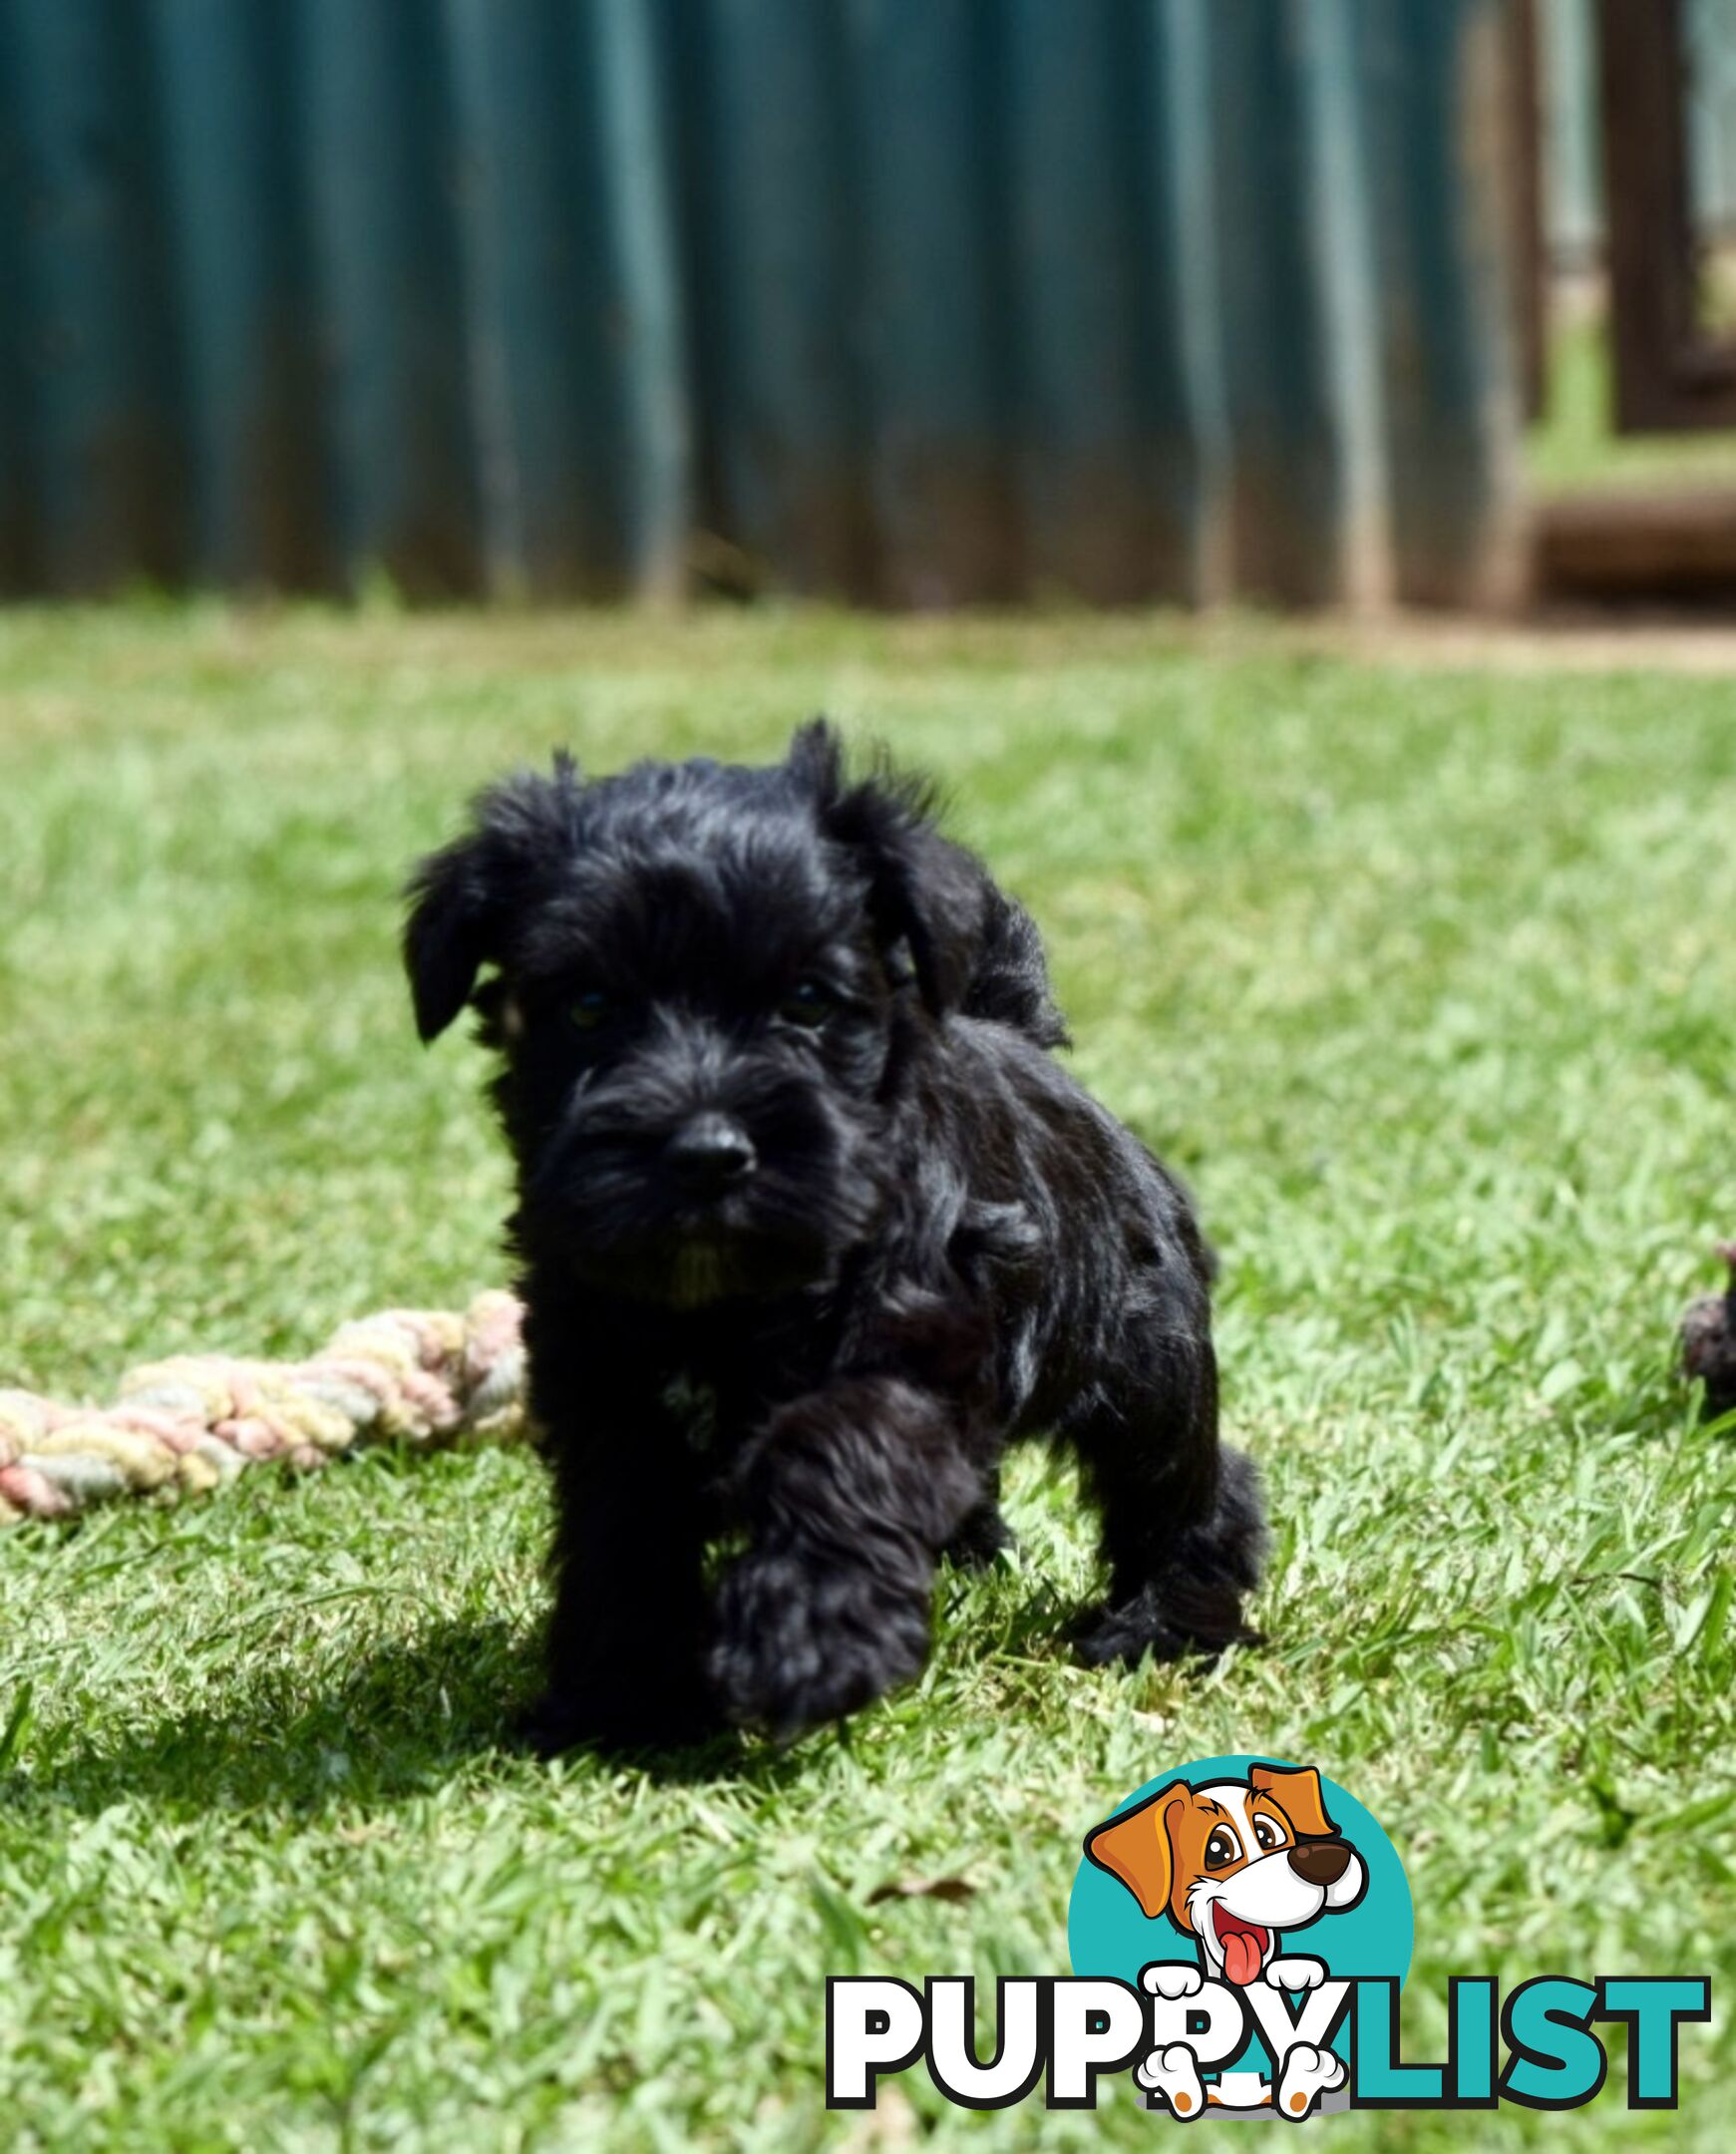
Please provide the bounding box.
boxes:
[0,0,1521,608]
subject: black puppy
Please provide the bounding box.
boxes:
[1683,1242,1736,1419]
[405,723,1263,1748]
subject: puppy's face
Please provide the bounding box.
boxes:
[404,722,982,1306]
[475,793,892,1306]
[1084,1765,1366,1986]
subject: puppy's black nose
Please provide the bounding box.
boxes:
[1287,1839,1351,1887]
[665,1113,757,1193]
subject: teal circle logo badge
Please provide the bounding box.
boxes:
[1069,1755,1412,2118]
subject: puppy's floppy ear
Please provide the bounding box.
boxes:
[1083,1784,1188,1923]
[404,832,504,1043]
[789,716,983,1015]
[403,754,583,1042]
[1248,1763,1338,1840]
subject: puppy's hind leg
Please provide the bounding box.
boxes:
[1066,1331,1266,1667]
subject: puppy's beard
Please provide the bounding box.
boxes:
[666,1235,734,1309]
[653,1218,844,1305]
[522,1122,881,1305]
[521,1197,846,1306]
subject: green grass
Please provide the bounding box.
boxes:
[1,605,1733,2150]
[1529,314,1736,494]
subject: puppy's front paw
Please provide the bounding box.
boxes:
[1135,2042,1207,2118]
[1266,1958,1327,1993]
[1274,2042,1345,2119]
[1141,1963,1205,2000]
[709,1545,930,1739]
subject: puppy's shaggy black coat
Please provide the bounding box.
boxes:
[1682,1243,1736,1419]
[406,724,1264,1747]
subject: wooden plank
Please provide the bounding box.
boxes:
[1535,484,1736,595]
[1597,0,1736,430]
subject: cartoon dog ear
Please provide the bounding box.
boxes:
[403,755,584,1042]
[789,716,984,1016]
[1248,1763,1339,1840]
[1083,1785,1189,1922]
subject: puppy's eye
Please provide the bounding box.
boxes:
[568,989,612,1032]
[1205,1827,1241,1871]
[778,978,835,1029]
[1252,1816,1283,1852]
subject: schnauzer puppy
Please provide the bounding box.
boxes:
[1683,1242,1736,1420]
[405,722,1264,1749]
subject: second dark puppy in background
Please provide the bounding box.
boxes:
[405,722,1264,1749]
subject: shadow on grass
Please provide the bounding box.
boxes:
[2,1612,817,1822]
[3,1538,1094,1826]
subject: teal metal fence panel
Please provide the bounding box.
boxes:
[0,0,1520,607]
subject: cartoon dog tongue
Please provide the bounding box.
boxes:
[1216,1913,1267,1986]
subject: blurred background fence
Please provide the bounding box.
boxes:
[1543,0,1736,263]
[0,0,1522,610]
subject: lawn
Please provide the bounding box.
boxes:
[1528,314,1736,496]
[1,605,1732,2151]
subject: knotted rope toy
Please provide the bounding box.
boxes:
[1681,1242,1736,1422]
[0,1291,527,1526]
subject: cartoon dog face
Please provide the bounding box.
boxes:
[1085,1764,1365,1986]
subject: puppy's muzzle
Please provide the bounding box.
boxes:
[1287,1839,1352,1888]
[665,1112,758,1196]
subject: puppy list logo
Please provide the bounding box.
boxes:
[1073,1755,1396,2117]
[827,1754,1710,2117]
